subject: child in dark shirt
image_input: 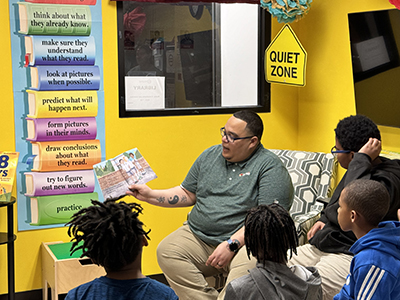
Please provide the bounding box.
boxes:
[65,199,178,300]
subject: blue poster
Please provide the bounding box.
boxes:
[8,0,105,231]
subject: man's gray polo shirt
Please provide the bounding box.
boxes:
[181,144,293,246]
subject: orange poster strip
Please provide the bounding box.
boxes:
[31,140,101,172]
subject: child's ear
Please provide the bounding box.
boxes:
[350,210,357,223]
[142,235,149,247]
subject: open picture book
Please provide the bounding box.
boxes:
[93,148,157,200]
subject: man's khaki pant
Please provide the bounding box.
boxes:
[157,224,256,300]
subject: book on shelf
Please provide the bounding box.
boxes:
[27,117,97,141]
[93,148,157,200]
[24,35,96,67]
[29,65,100,91]
[25,170,95,197]
[30,192,98,226]
[26,90,98,119]
[18,2,91,36]
[30,139,101,172]
[24,0,97,5]
[0,151,19,202]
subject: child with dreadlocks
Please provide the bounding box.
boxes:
[64,199,178,300]
[224,204,322,300]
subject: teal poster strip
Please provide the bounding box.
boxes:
[8,0,106,231]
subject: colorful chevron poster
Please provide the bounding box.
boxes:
[9,0,105,231]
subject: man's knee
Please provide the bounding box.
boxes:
[157,236,177,268]
[156,229,199,271]
[157,235,169,255]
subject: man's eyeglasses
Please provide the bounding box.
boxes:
[331,146,351,157]
[220,127,254,143]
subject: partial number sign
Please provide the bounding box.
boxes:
[265,24,307,86]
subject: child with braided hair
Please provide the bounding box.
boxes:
[65,199,178,300]
[224,204,322,300]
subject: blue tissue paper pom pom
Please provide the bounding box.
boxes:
[260,0,312,23]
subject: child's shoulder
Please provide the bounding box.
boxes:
[353,248,400,277]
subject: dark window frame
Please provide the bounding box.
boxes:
[117,2,271,118]
[349,10,400,82]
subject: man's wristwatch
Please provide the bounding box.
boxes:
[227,239,240,253]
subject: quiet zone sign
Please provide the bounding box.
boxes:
[265,24,307,86]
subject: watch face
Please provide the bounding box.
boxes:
[229,242,239,251]
[228,239,239,252]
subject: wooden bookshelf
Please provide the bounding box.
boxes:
[0,197,16,300]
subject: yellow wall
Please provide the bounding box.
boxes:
[355,67,400,128]
[294,0,400,179]
[0,0,400,295]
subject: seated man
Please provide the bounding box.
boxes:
[288,115,400,300]
[225,204,322,300]
[127,110,294,300]
[65,199,178,300]
[334,179,400,299]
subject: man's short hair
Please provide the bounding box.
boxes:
[244,204,298,265]
[334,115,381,152]
[344,179,390,227]
[233,110,264,142]
[67,199,150,272]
